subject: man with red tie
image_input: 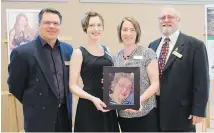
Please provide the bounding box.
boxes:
[149,5,209,132]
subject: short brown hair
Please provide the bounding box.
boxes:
[81,11,104,33]
[38,8,62,24]
[117,17,141,44]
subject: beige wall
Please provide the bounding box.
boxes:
[1,1,207,132]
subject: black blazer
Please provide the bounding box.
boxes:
[149,32,209,131]
[7,37,73,132]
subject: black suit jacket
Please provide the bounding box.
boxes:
[7,37,73,132]
[149,32,209,131]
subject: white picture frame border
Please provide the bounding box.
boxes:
[80,0,214,4]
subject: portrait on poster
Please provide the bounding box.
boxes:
[6,9,40,58]
[103,67,140,110]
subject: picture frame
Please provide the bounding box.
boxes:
[103,66,140,110]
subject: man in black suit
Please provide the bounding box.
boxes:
[8,8,73,132]
[149,6,209,132]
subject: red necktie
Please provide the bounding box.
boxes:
[158,37,170,78]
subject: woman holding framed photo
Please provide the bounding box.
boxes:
[69,11,119,132]
[113,17,160,132]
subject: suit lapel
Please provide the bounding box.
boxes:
[152,38,161,52]
[59,43,69,96]
[163,33,185,71]
[35,37,58,98]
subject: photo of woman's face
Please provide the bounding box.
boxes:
[18,16,27,27]
[113,77,132,101]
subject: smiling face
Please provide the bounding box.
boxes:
[121,20,137,45]
[38,12,61,41]
[158,7,180,36]
[112,77,132,102]
[86,16,103,41]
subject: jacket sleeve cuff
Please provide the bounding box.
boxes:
[191,106,206,117]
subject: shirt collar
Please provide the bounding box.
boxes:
[39,35,60,47]
[161,30,180,45]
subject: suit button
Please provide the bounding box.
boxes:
[39,93,42,96]
[36,79,40,82]
[42,106,46,110]
[58,96,60,100]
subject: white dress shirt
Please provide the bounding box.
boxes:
[156,30,180,62]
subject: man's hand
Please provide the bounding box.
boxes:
[188,115,204,125]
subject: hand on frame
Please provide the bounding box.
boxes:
[92,97,110,113]
[125,105,143,113]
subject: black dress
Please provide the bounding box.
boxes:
[74,46,119,132]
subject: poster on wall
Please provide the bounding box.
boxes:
[6,9,40,60]
[205,5,214,79]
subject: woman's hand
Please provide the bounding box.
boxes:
[125,109,138,113]
[125,100,143,113]
[125,105,143,113]
[91,96,110,112]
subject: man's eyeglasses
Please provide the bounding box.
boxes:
[158,15,176,21]
[41,21,60,26]
[117,83,132,92]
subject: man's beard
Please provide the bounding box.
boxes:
[161,27,173,36]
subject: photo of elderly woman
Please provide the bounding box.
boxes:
[7,9,40,55]
[109,73,134,105]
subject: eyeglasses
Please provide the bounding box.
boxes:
[41,21,60,26]
[117,83,132,92]
[158,15,176,21]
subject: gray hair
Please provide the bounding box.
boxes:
[111,73,134,91]
[159,5,181,20]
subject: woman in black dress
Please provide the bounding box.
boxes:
[69,11,119,132]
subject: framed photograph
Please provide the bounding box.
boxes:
[6,9,40,61]
[103,66,140,110]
